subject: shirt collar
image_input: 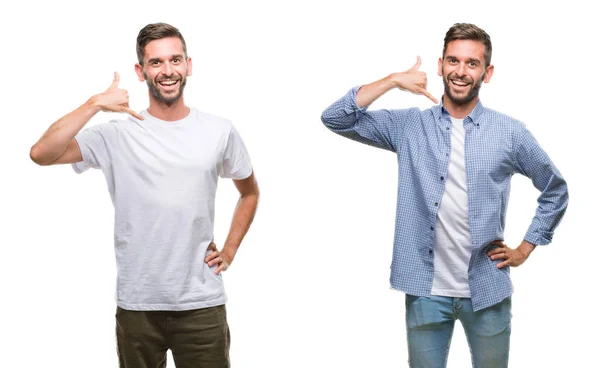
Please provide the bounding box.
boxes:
[435,97,486,126]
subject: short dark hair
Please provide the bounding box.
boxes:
[443,23,492,67]
[136,23,187,65]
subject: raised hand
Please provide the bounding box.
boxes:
[95,72,144,120]
[394,56,438,104]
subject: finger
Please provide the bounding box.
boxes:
[410,56,422,71]
[215,264,225,275]
[205,252,219,263]
[487,246,506,255]
[123,107,144,120]
[208,242,218,252]
[497,260,509,269]
[110,72,120,89]
[487,250,502,258]
[420,88,439,104]
[209,256,223,267]
[491,240,506,247]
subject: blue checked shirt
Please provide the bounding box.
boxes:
[321,87,568,311]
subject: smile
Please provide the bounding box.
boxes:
[158,80,178,86]
[451,79,469,87]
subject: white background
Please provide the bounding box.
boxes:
[1,0,597,367]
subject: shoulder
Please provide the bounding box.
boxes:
[192,108,234,131]
[189,108,240,148]
[480,106,526,130]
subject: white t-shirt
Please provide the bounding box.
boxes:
[431,116,472,298]
[72,108,253,311]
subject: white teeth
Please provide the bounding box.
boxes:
[452,80,468,86]
[159,80,177,85]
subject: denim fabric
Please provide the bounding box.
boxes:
[405,295,511,368]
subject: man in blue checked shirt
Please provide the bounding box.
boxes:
[321,23,567,367]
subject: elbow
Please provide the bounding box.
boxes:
[29,144,45,165]
[250,187,261,209]
[321,110,354,133]
[245,186,260,202]
[29,144,53,166]
[321,112,334,129]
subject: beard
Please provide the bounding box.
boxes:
[144,71,187,106]
[442,70,484,106]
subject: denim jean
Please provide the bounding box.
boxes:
[405,295,511,368]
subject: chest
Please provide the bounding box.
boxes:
[402,120,516,178]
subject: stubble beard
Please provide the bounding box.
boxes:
[144,71,187,106]
[442,70,484,106]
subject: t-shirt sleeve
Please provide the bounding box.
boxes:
[219,125,253,180]
[71,123,113,174]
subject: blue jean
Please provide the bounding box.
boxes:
[405,295,511,368]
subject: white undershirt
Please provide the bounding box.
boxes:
[431,116,472,297]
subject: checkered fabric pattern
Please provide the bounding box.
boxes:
[321,87,568,311]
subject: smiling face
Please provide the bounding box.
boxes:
[135,37,192,106]
[438,39,494,109]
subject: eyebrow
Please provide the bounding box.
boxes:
[147,54,185,64]
[446,55,482,64]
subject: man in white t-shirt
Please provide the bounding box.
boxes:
[30,22,259,367]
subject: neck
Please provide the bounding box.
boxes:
[147,96,190,122]
[442,95,479,119]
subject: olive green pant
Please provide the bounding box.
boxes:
[116,305,230,368]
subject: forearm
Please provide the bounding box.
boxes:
[524,176,568,245]
[516,128,569,245]
[30,96,101,165]
[221,191,259,260]
[356,74,399,107]
[322,74,400,129]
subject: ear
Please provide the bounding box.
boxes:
[483,64,494,83]
[134,63,145,82]
[437,57,443,77]
[186,57,193,77]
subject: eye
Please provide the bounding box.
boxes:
[151,60,161,66]
[448,58,457,64]
[469,61,477,67]
[172,58,180,64]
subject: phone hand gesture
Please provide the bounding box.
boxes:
[96,72,144,120]
[396,56,438,104]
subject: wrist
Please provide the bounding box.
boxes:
[518,240,536,256]
[221,246,236,262]
[387,73,403,89]
[87,95,103,113]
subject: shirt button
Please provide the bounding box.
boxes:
[440,176,444,181]
[434,202,438,206]
[430,226,434,231]
[446,127,450,130]
[429,250,433,254]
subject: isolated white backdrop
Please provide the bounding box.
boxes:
[1,0,597,367]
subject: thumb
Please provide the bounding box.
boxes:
[410,56,422,71]
[109,72,120,89]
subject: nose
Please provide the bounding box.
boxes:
[456,62,466,76]
[161,62,173,76]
